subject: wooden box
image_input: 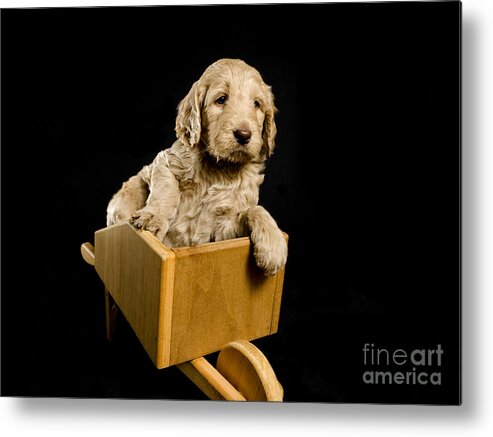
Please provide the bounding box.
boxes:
[94,222,287,369]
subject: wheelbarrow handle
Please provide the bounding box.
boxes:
[81,242,95,266]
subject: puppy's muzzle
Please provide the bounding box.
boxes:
[234,128,252,145]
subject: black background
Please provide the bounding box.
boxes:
[1,1,460,404]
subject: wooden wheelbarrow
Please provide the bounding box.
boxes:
[81,222,287,401]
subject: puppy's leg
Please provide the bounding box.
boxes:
[240,206,288,276]
[130,152,180,242]
[106,174,149,226]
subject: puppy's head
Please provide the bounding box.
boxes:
[175,59,277,164]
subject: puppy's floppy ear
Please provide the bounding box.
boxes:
[262,86,278,158]
[175,80,206,148]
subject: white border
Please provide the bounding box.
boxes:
[2,0,492,436]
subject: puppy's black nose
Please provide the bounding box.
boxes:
[234,128,252,145]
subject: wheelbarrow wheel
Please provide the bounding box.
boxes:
[216,340,283,401]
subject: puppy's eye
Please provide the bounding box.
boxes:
[215,96,227,105]
[254,100,261,108]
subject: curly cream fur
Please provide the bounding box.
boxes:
[106,59,287,275]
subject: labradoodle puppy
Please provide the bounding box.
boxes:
[106,58,287,276]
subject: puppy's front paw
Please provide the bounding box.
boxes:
[252,230,288,276]
[130,209,166,241]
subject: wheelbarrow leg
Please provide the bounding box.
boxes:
[81,242,119,342]
[105,288,119,341]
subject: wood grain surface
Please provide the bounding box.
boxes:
[93,222,287,369]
